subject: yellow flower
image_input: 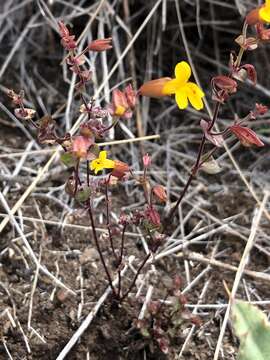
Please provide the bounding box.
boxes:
[162,61,205,110]
[259,0,270,22]
[90,150,115,174]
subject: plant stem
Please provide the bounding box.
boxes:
[120,252,151,302]
[103,118,119,132]
[164,101,221,226]
[73,159,81,196]
[105,175,117,259]
[119,223,127,263]
[117,223,127,297]
[86,160,90,186]
[87,199,116,297]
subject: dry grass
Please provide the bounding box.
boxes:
[0,0,270,359]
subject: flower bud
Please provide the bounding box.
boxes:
[88,38,112,52]
[72,135,93,158]
[143,153,151,168]
[230,125,264,147]
[109,89,130,117]
[111,160,129,179]
[145,206,161,227]
[246,8,260,25]
[152,185,167,203]
[139,77,172,98]
[241,64,257,85]
[255,103,268,115]
[212,76,237,94]
[58,21,70,38]
[124,84,136,109]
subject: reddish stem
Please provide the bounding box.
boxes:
[105,174,117,259]
[164,101,221,226]
[87,199,117,297]
[120,252,151,302]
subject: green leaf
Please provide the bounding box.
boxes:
[140,327,151,338]
[60,152,76,167]
[75,186,91,202]
[231,300,270,360]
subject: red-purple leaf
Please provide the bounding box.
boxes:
[230,125,264,147]
[241,64,257,85]
[200,119,224,147]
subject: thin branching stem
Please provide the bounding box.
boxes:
[164,101,221,225]
[105,174,117,258]
[87,199,116,297]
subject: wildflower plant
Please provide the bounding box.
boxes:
[6,5,269,355]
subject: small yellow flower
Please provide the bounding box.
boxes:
[259,0,270,22]
[90,150,115,174]
[162,61,205,110]
[114,105,126,116]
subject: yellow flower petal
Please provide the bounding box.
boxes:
[99,150,107,161]
[115,105,126,116]
[175,89,188,109]
[94,164,103,174]
[162,79,179,95]
[90,150,115,174]
[185,82,205,110]
[259,5,270,22]
[90,159,97,170]
[103,159,115,169]
[174,61,191,84]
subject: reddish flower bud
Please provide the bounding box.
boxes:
[139,77,172,98]
[58,21,70,38]
[230,125,264,147]
[58,22,77,50]
[108,89,132,119]
[152,185,167,203]
[111,160,129,179]
[255,103,268,115]
[61,35,77,51]
[241,64,257,85]
[72,135,93,158]
[246,8,260,25]
[143,153,151,168]
[145,206,161,227]
[88,38,112,52]
[212,76,238,94]
[124,84,136,109]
